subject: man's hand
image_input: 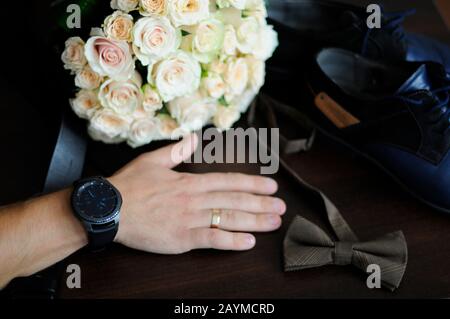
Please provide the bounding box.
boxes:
[0,133,285,288]
[111,133,286,254]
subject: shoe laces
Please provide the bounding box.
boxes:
[361,7,416,56]
[398,72,450,134]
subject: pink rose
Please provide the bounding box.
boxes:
[85,36,134,81]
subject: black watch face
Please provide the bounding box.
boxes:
[73,180,119,220]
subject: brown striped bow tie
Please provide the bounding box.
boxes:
[284,216,408,291]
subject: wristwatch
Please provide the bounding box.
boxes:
[71,177,122,251]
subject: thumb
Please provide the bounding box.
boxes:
[147,132,199,169]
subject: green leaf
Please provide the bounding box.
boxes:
[181,30,191,37]
[157,105,170,115]
[218,96,229,107]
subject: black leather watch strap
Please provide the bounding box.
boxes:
[88,226,119,251]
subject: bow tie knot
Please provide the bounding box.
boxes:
[334,242,354,266]
[284,216,408,291]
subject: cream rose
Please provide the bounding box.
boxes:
[142,84,163,113]
[222,24,238,56]
[88,109,130,144]
[224,57,249,98]
[149,51,201,102]
[70,90,100,120]
[129,106,152,120]
[243,0,267,24]
[168,0,210,27]
[139,0,167,16]
[110,0,139,12]
[75,65,103,90]
[128,117,162,148]
[253,24,278,61]
[61,37,87,73]
[132,16,181,66]
[217,6,242,26]
[213,105,240,131]
[246,56,265,93]
[202,72,226,99]
[99,75,143,115]
[104,11,134,42]
[191,18,225,63]
[157,114,185,139]
[208,59,227,74]
[168,91,217,131]
[216,0,246,10]
[235,16,259,54]
[232,88,256,113]
[85,36,135,81]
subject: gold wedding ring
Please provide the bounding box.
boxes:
[210,209,222,229]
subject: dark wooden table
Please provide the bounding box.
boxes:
[25,0,450,298]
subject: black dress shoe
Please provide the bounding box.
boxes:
[266,0,450,79]
[276,47,450,213]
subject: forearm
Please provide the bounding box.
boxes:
[0,189,87,288]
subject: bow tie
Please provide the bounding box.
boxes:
[248,94,409,291]
[284,216,408,291]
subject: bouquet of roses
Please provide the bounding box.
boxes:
[61,0,278,148]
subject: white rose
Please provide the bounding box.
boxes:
[243,0,267,24]
[224,57,249,98]
[168,0,210,27]
[246,56,265,93]
[132,16,181,66]
[168,91,217,131]
[110,0,139,12]
[213,105,240,131]
[235,16,259,54]
[253,24,278,60]
[142,84,163,113]
[222,25,238,56]
[216,0,246,10]
[128,117,162,148]
[104,11,134,42]
[157,114,185,139]
[85,36,135,81]
[208,59,227,74]
[98,75,143,115]
[88,109,130,144]
[74,65,103,90]
[70,90,100,120]
[90,27,105,37]
[139,0,167,16]
[61,37,87,73]
[202,72,226,99]
[150,51,201,102]
[129,106,152,120]
[231,88,256,113]
[217,7,241,26]
[190,18,225,63]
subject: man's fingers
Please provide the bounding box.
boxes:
[190,228,256,251]
[189,210,282,232]
[186,173,278,195]
[193,192,286,215]
[146,133,199,168]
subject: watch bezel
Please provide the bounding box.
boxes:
[71,177,122,225]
